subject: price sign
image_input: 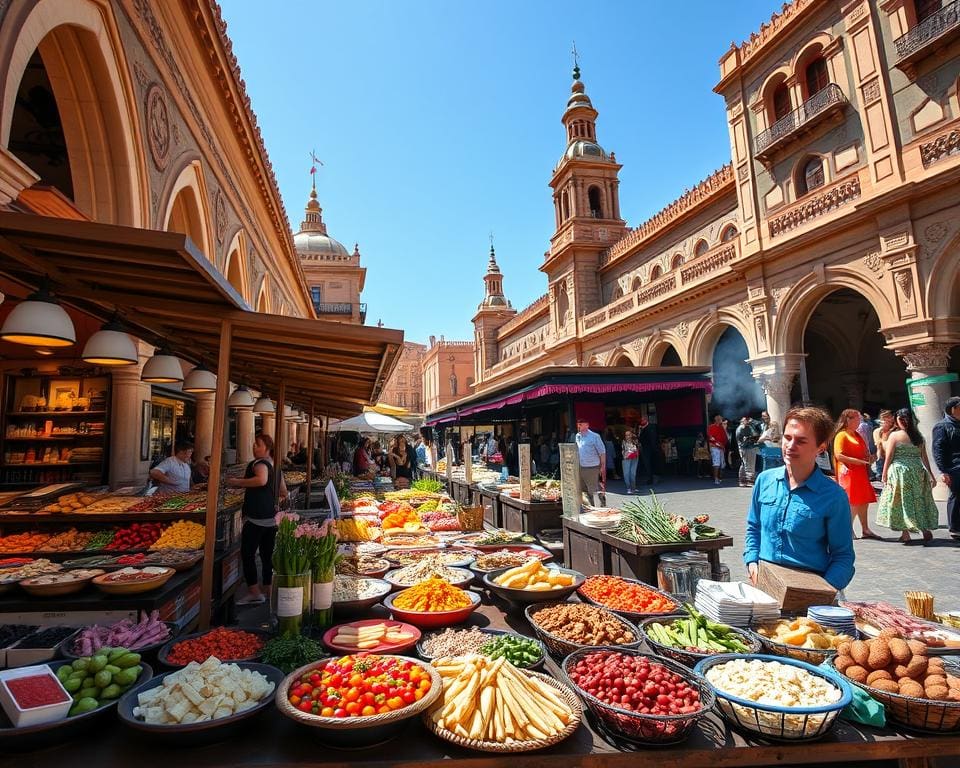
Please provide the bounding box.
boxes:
[519,444,531,502]
[463,441,473,484]
[559,443,580,518]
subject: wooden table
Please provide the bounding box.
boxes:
[562,517,734,585]
[13,598,957,768]
[448,478,476,506]
[476,485,502,528]
[499,495,563,536]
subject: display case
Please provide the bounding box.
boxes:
[0,373,110,488]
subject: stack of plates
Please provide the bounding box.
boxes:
[807,605,857,636]
[694,580,780,627]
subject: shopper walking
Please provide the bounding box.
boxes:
[932,396,960,539]
[229,433,288,606]
[575,418,606,506]
[736,416,760,487]
[873,410,896,479]
[757,410,783,472]
[621,430,639,494]
[877,408,939,544]
[707,414,728,485]
[833,409,879,540]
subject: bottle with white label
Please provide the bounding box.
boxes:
[271,572,311,636]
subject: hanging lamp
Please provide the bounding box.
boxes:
[252,396,275,414]
[0,282,76,347]
[81,315,138,366]
[227,385,255,408]
[182,361,217,393]
[141,348,184,383]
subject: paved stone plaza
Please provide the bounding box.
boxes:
[600,473,959,614]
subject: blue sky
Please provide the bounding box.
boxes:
[219,0,784,344]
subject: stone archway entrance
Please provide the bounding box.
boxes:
[798,288,906,414]
[710,326,765,419]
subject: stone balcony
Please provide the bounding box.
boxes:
[754,84,846,161]
[579,240,739,337]
[894,1,960,73]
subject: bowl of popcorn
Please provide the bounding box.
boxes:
[694,654,851,741]
[117,657,282,745]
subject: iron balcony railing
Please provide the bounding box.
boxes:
[314,302,353,315]
[754,84,846,157]
[895,1,960,65]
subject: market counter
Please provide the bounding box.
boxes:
[476,485,502,528]
[499,495,562,536]
[562,517,734,582]
[9,597,959,768]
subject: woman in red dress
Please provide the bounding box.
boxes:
[833,409,879,539]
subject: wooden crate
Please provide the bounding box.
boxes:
[757,561,837,613]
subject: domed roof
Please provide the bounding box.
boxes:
[562,139,608,162]
[293,230,350,257]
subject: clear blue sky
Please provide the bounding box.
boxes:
[219,0,783,344]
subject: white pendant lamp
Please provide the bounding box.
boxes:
[0,284,76,347]
[81,317,138,366]
[252,396,275,414]
[227,385,255,409]
[283,404,294,419]
[141,348,184,383]
[182,362,217,393]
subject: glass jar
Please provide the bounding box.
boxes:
[657,554,693,602]
[682,551,713,594]
[271,571,311,637]
[713,563,731,582]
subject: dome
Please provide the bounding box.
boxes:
[293,230,350,257]
[562,139,608,162]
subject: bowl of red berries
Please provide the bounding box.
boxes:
[276,653,442,748]
[560,646,714,745]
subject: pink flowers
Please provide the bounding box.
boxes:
[274,510,299,525]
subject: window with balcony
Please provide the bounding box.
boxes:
[804,58,829,99]
[588,186,603,218]
[612,285,624,300]
[918,0,944,21]
[310,285,322,306]
[672,253,685,269]
[772,82,792,122]
[894,0,960,70]
[650,264,663,281]
[721,224,739,242]
[631,276,642,291]
[693,240,708,258]
[796,156,826,196]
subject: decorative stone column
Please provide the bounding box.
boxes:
[236,408,255,464]
[194,392,216,462]
[109,361,152,488]
[756,371,797,433]
[897,342,954,501]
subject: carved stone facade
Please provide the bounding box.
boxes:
[378,342,427,414]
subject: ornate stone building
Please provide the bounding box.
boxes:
[422,337,475,414]
[438,0,960,497]
[379,341,427,414]
[294,182,367,324]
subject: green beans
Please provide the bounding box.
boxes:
[479,634,542,667]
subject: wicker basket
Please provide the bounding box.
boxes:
[827,658,960,733]
[561,647,714,745]
[748,629,840,666]
[276,655,442,734]
[638,615,761,668]
[457,505,484,532]
[422,670,582,752]
[577,576,679,622]
[524,602,640,659]
[695,654,851,742]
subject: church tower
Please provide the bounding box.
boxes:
[472,242,515,384]
[543,61,626,343]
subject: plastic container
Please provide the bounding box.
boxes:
[0,665,71,728]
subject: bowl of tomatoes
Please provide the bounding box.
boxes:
[276,654,442,748]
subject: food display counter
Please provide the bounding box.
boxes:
[476,485,502,528]
[499,496,562,537]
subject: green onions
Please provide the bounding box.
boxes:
[614,493,683,545]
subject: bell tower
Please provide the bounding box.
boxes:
[472,241,515,384]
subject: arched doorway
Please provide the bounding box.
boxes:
[710,326,765,418]
[3,7,144,224]
[650,343,682,367]
[798,288,906,413]
[611,354,633,367]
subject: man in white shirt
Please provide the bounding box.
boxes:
[575,419,606,506]
[150,441,194,493]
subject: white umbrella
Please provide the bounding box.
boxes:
[329,411,412,434]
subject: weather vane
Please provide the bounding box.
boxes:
[309,150,323,191]
[571,41,580,80]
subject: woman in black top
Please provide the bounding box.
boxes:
[389,435,413,487]
[228,433,288,606]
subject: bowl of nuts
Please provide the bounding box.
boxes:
[524,602,640,659]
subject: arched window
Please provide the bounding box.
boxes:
[917,0,943,21]
[721,225,739,242]
[612,285,624,300]
[797,156,825,196]
[672,253,685,269]
[650,265,663,281]
[693,240,708,258]
[631,276,642,291]
[772,81,792,122]
[560,190,569,220]
[588,186,603,219]
[805,57,829,99]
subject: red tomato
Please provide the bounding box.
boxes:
[401,690,415,705]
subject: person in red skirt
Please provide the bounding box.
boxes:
[833,409,879,540]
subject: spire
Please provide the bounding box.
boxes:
[487,234,500,274]
[480,237,509,309]
[300,185,327,234]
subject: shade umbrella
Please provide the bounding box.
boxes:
[328,410,412,434]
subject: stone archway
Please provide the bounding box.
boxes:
[609,352,634,367]
[797,288,906,413]
[256,277,271,313]
[710,326,766,418]
[648,341,682,367]
[223,231,248,303]
[163,161,213,261]
[1,0,147,224]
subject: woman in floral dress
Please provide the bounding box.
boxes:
[877,408,939,544]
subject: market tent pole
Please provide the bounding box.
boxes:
[199,320,232,631]
[274,380,286,499]
[305,399,315,508]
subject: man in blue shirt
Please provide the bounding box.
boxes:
[744,405,855,591]
[575,418,606,506]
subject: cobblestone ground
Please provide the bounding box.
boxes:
[601,470,959,614]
